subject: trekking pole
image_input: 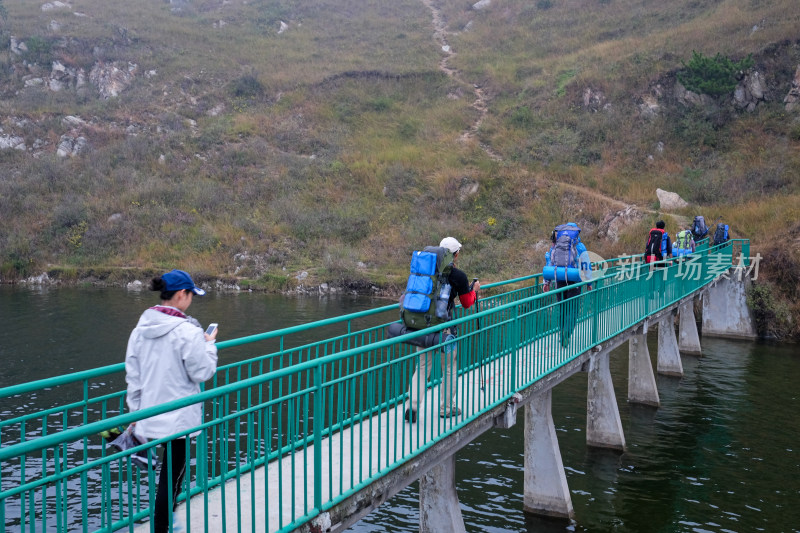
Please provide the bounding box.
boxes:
[470,278,485,392]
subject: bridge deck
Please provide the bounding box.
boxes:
[161,330,572,532]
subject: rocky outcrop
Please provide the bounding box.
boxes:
[673,80,716,109]
[56,134,87,157]
[639,95,660,119]
[785,65,800,112]
[89,61,137,98]
[49,61,87,93]
[10,36,27,55]
[583,87,609,112]
[0,134,26,150]
[656,188,688,210]
[598,206,643,243]
[41,1,70,11]
[733,71,768,112]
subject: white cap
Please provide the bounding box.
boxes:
[439,237,462,254]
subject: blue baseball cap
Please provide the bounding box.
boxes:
[161,269,206,295]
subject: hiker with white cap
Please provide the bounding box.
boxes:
[404,237,480,423]
[125,269,218,532]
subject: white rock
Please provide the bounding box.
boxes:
[57,136,73,157]
[0,135,26,150]
[656,188,688,210]
[473,0,491,9]
[278,21,288,34]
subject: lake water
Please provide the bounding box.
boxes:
[2,286,798,532]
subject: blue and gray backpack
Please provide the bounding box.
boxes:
[543,224,583,282]
[400,246,454,330]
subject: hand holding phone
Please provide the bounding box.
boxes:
[205,323,218,341]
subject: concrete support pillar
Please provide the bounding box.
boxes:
[419,455,466,533]
[586,351,626,451]
[628,334,659,407]
[678,300,702,355]
[657,316,683,377]
[701,275,757,339]
[523,390,574,520]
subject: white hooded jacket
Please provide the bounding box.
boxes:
[125,307,218,441]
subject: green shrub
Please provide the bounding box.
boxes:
[230,75,265,98]
[746,282,791,339]
[677,51,754,97]
[508,106,535,130]
[240,273,294,292]
[23,36,53,66]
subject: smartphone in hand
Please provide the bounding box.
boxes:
[205,323,218,336]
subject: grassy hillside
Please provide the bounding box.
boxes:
[0,0,798,336]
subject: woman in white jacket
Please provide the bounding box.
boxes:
[125,269,218,532]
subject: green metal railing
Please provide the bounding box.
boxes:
[0,241,749,532]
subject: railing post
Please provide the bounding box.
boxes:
[510,304,519,391]
[591,284,599,346]
[313,364,323,511]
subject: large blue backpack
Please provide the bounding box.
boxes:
[400,246,454,330]
[543,224,582,282]
[550,224,581,268]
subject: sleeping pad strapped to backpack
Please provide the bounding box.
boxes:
[543,224,583,282]
[399,246,454,330]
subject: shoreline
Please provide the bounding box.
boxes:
[0,268,403,300]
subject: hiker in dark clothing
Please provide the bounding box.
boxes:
[645,220,672,265]
[543,223,593,347]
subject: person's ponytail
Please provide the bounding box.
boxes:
[150,277,178,301]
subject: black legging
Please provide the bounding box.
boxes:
[154,438,187,533]
[555,280,582,342]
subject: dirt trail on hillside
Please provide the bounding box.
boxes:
[418,0,502,161]
[417,0,690,223]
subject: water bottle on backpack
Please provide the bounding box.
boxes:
[434,282,451,321]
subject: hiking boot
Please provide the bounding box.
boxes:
[439,407,461,418]
[404,409,417,423]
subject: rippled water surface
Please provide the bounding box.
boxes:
[350,336,800,533]
[2,287,798,532]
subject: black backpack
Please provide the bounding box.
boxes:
[645,229,666,262]
[712,223,729,245]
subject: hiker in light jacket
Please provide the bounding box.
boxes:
[125,269,218,533]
